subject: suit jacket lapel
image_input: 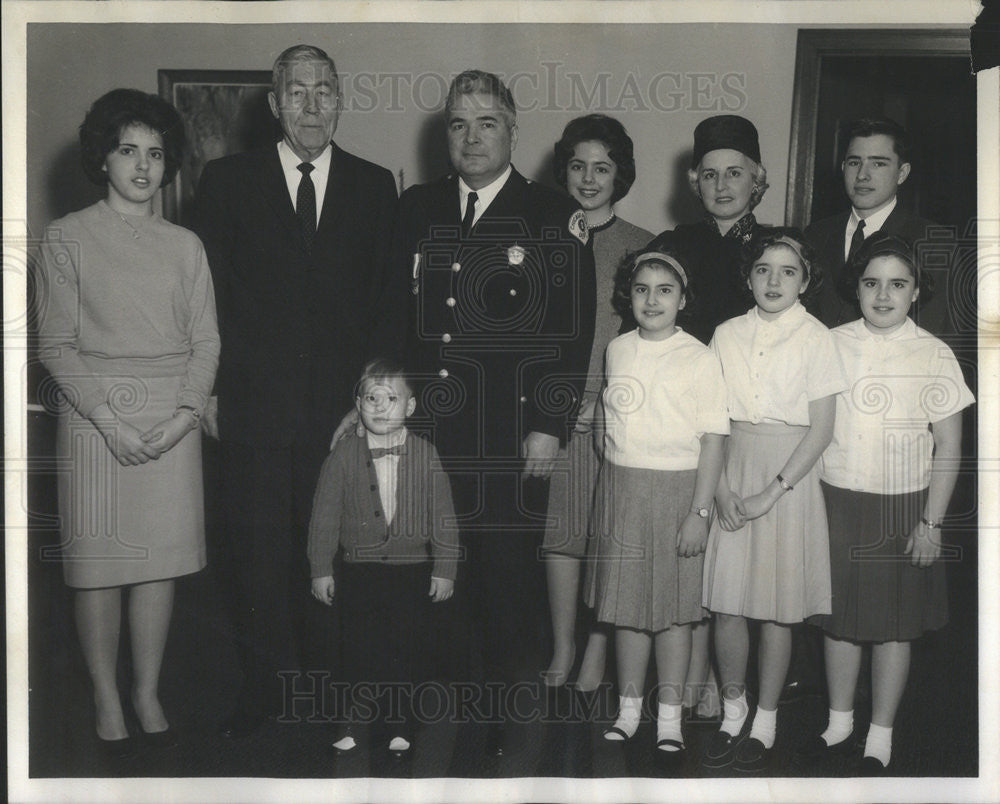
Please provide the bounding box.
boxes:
[256,145,298,235]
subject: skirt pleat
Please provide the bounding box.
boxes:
[585,462,703,631]
[817,482,947,642]
[702,422,831,623]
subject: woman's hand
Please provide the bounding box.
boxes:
[573,398,597,434]
[141,411,196,454]
[429,576,454,602]
[715,489,745,531]
[311,575,336,605]
[100,419,162,466]
[677,512,709,557]
[905,521,942,568]
[329,408,362,450]
[740,491,778,521]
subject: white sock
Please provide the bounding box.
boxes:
[748,706,777,749]
[332,735,356,751]
[821,708,854,747]
[605,695,642,740]
[656,702,683,751]
[720,691,749,737]
[388,736,410,752]
[864,723,893,767]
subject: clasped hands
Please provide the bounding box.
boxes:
[716,483,784,531]
[99,409,197,466]
[311,575,454,605]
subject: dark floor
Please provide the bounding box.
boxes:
[26,411,980,784]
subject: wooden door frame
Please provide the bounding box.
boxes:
[785,28,970,229]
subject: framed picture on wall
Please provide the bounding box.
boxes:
[158,69,277,225]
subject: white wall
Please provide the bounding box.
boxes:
[27,22,799,238]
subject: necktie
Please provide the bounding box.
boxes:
[371,444,406,459]
[461,191,478,237]
[297,162,316,252]
[847,218,866,265]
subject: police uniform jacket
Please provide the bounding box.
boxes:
[398,168,596,463]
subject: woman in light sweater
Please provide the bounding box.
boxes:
[37,89,219,756]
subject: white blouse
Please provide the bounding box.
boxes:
[711,302,847,426]
[603,328,729,471]
[821,318,974,494]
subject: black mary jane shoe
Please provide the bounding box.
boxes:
[858,755,889,776]
[655,739,687,773]
[602,725,636,743]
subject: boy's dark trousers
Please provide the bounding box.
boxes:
[338,560,433,743]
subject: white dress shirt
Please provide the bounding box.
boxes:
[821,318,974,494]
[367,427,408,526]
[843,196,897,261]
[458,165,512,227]
[276,140,332,228]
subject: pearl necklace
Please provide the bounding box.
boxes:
[588,210,616,230]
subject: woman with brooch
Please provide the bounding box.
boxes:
[541,114,653,694]
[37,88,219,757]
[644,114,770,720]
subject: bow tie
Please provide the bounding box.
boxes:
[370,444,406,459]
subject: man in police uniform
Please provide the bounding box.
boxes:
[398,70,595,755]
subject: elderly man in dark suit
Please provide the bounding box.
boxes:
[193,44,400,737]
[805,117,951,335]
[397,70,595,756]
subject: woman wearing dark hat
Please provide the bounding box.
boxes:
[541,114,653,691]
[646,114,769,345]
[643,114,769,720]
[37,88,219,755]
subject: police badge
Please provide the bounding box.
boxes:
[507,245,526,266]
[569,209,589,244]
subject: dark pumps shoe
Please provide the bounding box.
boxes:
[858,755,889,776]
[655,739,687,773]
[141,726,179,750]
[97,734,137,760]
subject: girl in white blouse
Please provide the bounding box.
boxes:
[587,250,728,768]
[702,229,847,773]
[799,233,973,775]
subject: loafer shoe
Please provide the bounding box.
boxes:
[734,737,770,773]
[702,729,745,770]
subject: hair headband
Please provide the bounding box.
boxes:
[765,236,810,273]
[631,251,688,290]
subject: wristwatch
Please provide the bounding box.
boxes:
[690,506,709,519]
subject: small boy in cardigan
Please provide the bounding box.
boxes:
[308,358,459,758]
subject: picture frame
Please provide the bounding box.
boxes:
[157,69,276,225]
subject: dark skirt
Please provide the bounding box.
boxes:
[817,482,948,642]
[585,462,704,631]
[541,430,601,557]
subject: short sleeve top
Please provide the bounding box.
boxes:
[710,302,847,426]
[603,328,729,470]
[821,317,974,494]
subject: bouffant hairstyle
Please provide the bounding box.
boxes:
[842,117,911,165]
[687,157,769,212]
[445,70,517,128]
[841,231,934,304]
[552,114,637,205]
[740,226,823,304]
[79,88,185,187]
[611,247,694,323]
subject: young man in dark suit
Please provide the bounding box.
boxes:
[397,70,596,756]
[805,118,951,335]
[192,44,401,737]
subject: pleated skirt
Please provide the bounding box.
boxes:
[816,482,948,642]
[540,430,601,557]
[703,421,831,623]
[585,462,704,631]
[56,375,207,589]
